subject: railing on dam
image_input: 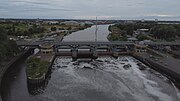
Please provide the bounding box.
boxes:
[16,40,180,47]
[15,40,180,59]
[16,41,134,47]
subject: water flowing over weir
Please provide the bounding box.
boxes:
[34,56,180,101]
[1,25,180,101]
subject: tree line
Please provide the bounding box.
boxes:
[0,27,20,62]
[0,23,45,36]
[109,23,180,41]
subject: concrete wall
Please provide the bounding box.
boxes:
[27,55,55,86]
[133,54,180,88]
[28,74,46,85]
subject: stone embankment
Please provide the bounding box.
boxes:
[133,48,180,87]
[27,53,55,85]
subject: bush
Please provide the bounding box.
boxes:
[137,34,149,41]
[0,28,19,62]
[51,26,57,31]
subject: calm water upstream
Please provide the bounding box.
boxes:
[1,25,180,101]
[63,25,109,42]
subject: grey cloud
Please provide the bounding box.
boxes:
[0,0,180,20]
[12,0,51,5]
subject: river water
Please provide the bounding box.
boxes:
[1,25,180,101]
[63,25,109,42]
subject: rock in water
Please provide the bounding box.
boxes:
[123,64,132,70]
[83,66,93,69]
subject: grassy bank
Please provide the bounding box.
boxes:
[26,57,49,79]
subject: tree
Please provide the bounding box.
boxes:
[137,34,149,41]
[7,29,13,35]
[0,44,7,61]
[28,28,33,34]
[125,24,134,36]
[38,33,44,38]
[51,27,57,31]
[174,24,180,37]
[67,27,72,30]
[0,26,20,62]
[108,25,112,32]
[0,28,7,42]
[150,25,176,40]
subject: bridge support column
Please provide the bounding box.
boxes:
[125,46,129,52]
[90,47,94,52]
[72,47,78,61]
[54,46,58,53]
[93,46,98,59]
[112,47,118,58]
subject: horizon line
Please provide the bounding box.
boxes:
[0,17,180,22]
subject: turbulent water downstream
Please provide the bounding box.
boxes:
[34,56,180,101]
[1,25,180,101]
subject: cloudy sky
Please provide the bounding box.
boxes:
[0,0,180,20]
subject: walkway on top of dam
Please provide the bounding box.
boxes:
[16,40,180,47]
[16,41,134,47]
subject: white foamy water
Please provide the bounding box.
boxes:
[35,56,180,101]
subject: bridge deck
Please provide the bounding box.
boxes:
[16,41,134,46]
[16,41,180,47]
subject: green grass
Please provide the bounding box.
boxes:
[26,57,50,79]
[107,34,127,41]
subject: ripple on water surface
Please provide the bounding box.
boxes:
[35,56,180,101]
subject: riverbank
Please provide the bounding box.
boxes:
[0,48,33,100]
[172,50,180,59]
[107,24,180,87]
[0,49,33,87]
[132,48,180,88]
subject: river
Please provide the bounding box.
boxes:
[63,25,109,42]
[1,25,180,101]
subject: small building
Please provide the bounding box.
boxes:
[124,20,135,24]
[141,19,145,22]
[139,40,152,45]
[127,37,138,42]
[79,21,93,26]
[84,21,94,25]
[39,43,54,54]
[133,29,149,37]
[134,44,147,53]
[80,22,85,26]
[43,21,59,25]
[60,21,80,26]
[155,19,158,22]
